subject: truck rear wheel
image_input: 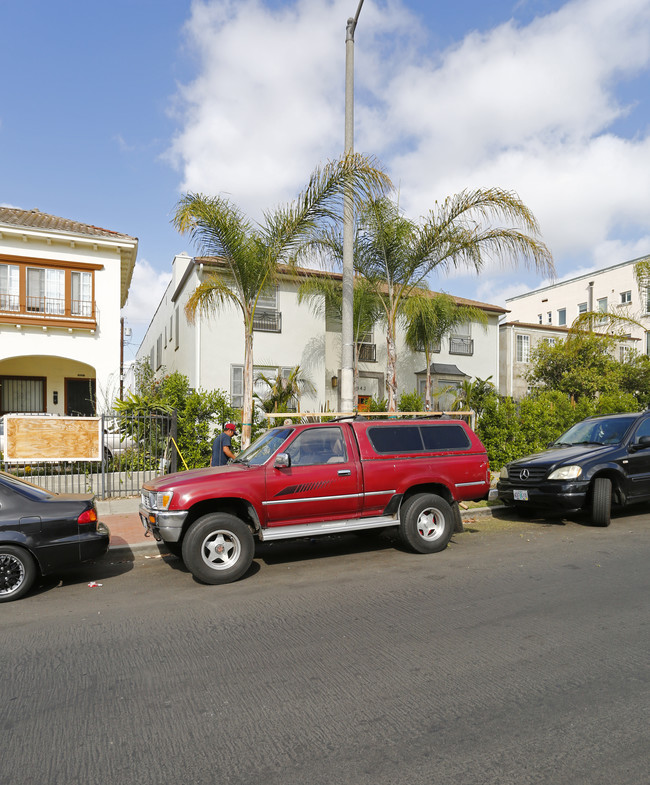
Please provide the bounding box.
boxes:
[182,513,254,585]
[399,493,454,554]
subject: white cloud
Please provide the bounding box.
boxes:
[168,0,650,297]
[122,258,172,353]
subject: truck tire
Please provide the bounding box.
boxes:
[182,513,254,585]
[0,545,37,603]
[399,493,454,554]
[591,477,612,527]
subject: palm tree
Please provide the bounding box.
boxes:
[450,375,496,421]
[254,365,314,416]
[298,266,383,402]
[173,154,390,447]
[355,190,554,411]
[403,292,488,410]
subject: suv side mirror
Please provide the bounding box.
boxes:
[274,452,291,469]
[630,435,650,452]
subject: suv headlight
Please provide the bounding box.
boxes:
[548,465,582,480]
[499,466,509,479]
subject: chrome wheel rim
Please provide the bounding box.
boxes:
[0,553,26,596]
[416,507,446,541]
[200,530,242,571]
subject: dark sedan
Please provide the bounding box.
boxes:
[0,471,110,602]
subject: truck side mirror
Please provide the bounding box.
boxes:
[274,452,291,469]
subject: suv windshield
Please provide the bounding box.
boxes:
[552,416,636,447]
[235,428,292,466]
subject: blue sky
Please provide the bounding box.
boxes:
[2,0,650,360]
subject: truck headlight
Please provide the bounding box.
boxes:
[152,491,173,510]
[499,466,509,479]
[547,465,582,480]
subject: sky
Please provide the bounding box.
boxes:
[2,0,650,361]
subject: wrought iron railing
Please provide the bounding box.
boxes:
[449,337,474,355]
[253,310,282,332]
[357,342,376,362]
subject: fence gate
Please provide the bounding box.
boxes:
[0,411,177,499]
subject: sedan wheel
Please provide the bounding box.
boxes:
[0,546,37,603]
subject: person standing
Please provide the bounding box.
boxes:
[211,423,237,467]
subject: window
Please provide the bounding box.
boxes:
[538,314,542,324]
[620,290,631,304]
[420,424,471,450]
[149,347,155,369]
[597,297,608,323]
[253,286,281,332]
[285,427,347,466]
[547,311,552,324]
[0,263,19,311]
[558,308,566,326]
[645,288,650,314]
[71,271,92,316]
[578,302,587,314]
[515,334,530,363]
[27,267,65,314]
[231,365,244,409]
[156,335,162,369]
[1,376,45,414]
[357,328,377,362]
[175,307,180,348]
[619,345,635,363]
[449,322,473,355]
[647,332,650,356]
[368,425,423,454]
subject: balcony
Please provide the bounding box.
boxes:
[253,310,282,333]
[0,294,97,327]
[357,342,376,362]
[449,336,474,355]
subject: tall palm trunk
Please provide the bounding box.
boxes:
[242,319,254,449]
[424,348,432,411]
[386,315,398,412]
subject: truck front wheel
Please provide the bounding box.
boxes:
[182,513,254,585]
[399,493,454,554]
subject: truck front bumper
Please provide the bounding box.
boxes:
[139,505,188,543]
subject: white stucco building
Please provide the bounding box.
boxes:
[0,207,137,415]
[137,254,506,413]
[505,255,650,351]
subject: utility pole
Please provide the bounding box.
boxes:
[340,0,365,415]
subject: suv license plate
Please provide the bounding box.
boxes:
[513,489,528,501]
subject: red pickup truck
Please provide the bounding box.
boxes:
[140,418,490,585]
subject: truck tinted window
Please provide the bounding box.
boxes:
[421,424,470,450]
[368,426,423,453]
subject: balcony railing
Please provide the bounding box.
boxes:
[253,310,282,333]
[357,342,376,362]
[0,295,96,322]
[449,336,474,355]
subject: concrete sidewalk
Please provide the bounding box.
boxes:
[96,496,157,553]
[96,496,503,554]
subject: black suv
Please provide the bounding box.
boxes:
[496,411,650,526]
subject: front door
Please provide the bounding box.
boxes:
[264,426,361,527]
[66,378,96,416]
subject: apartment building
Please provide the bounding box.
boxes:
[137,254,506,413]
[505,255,650,350]
[0,207,137,415]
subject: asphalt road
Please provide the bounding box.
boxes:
[2,509,649,785]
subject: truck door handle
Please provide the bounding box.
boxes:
[338,469,351,476]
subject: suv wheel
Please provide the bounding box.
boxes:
[591,477,612,527]
[399,493,454,554]
[0,546,37,602]
[182,513,254,584]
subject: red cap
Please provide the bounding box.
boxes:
[225,423,237,432]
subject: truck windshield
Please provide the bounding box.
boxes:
[236,428,292,466]
[552,416,635,447]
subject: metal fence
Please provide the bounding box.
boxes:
[0,411,176,499]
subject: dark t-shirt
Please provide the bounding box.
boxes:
[211,432,232,466]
